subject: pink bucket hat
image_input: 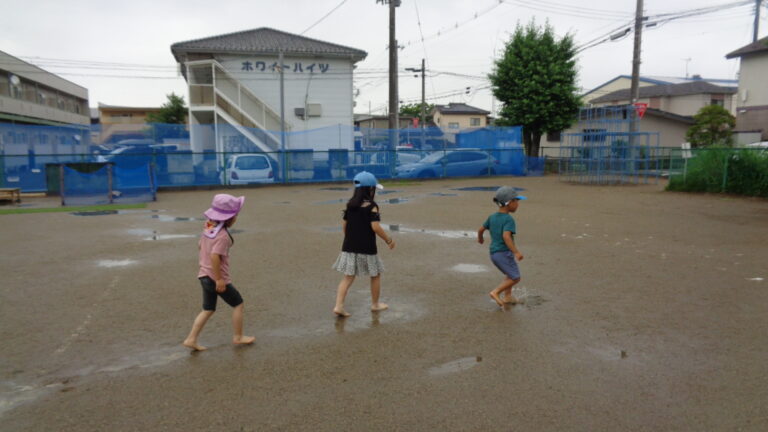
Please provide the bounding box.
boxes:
[204,194,245,221]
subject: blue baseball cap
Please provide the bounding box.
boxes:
[353,171,384,189]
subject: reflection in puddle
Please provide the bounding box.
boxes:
[429,192,458,197]
[451,264,489,273]
[96,259,137,268]
[389,225,473,239]
[265,301,424,338]
[386,197,408,204]
[428,356,482,376]
[378,190,399,195]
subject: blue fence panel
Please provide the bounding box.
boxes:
[114,164,156,203]
[62,166,111,206]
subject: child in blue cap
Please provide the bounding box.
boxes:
[477,186,526,308]
[331,171,396,317]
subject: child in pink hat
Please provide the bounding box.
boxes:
[183,194,255,351]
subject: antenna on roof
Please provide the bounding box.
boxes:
[682,58,691,79]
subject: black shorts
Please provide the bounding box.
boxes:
[199,276,244,311]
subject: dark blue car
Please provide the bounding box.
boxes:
[395,150,498,178]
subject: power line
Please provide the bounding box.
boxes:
[300,0,350,35]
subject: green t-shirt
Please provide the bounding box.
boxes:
[483,212,517,254]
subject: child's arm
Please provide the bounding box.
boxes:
[477,226,486,244]
[371,221,395,250]
[210,253,227,293]
[502,231,523,261]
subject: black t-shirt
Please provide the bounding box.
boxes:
[341,201,381,255]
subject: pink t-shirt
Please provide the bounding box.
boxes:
[197,227,233,283]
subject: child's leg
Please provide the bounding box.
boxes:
[370,274,388,311]
[184,310,214,351]
[502,278,522,304]
[489,277,515,308]
[232,303,255,345]
[334,275,355,317]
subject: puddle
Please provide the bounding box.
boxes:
[264,301,425,338]
[429,192,458,197]
[512,286,547,309]
[389,225,474,239]
[314,199,346,205]
[96,259,137,268]
[428,356,482,376]
[143,234,196,241]
[378,190,399,195]
[747,277,764,281]
[95,347,188,374]
[318,187,350,191]
[72,210,118,216]
[71,209,156,216]
[386,197,409,204]
[451,264,489,273]
[452,186,525,192]
[150,215,203,222]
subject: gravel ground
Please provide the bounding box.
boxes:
[1,175,767,431]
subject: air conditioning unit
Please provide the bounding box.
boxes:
[294,104,322,119]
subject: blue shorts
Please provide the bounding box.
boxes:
[490,251,521,280]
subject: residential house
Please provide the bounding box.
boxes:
[171,27,366,161]
[541,79,737,156]
[726,36,768,141]
[96,103,162,144]
[582,74,737,108]
[432,103,490,131]
[354,114,418,129]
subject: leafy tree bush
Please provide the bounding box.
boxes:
[685,105,735,148]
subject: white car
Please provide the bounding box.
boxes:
[225,154,275,185]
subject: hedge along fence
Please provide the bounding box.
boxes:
[667,147,768,197]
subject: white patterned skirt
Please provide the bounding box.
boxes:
[332,252,385,277]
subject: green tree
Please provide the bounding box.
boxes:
[489,21,581,156]
[399,102,434,124]
[146,93,187,124]
[686,105,735,147]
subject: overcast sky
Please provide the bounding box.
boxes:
[2,0,765,116]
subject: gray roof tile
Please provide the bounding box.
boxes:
[171,27,366,61]
[591,81,736,104]
[726,36,768,59]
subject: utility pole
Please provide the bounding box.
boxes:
[753,0,762,42]
[405,58,426,128]
[278,50,286,182]
[406,58,426,148]
[378,0,401,149]
[629,0,644,139]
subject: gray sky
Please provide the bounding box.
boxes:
[2,0,765,115]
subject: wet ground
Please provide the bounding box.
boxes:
[1,176,767,431]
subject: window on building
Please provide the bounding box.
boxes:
[448,122,460,129]
[583,128,607,143]
[470,117,481,126]
[0,71,9,97]
[710,98,724,107]
[546,131,562,142]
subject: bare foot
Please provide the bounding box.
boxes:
[371,302,389,312]
[333,308,351,317]
[489,291,505,308]
[233,336,255,345]
[503,296,520,304]
[183,340,207,351]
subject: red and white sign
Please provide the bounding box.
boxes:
[634,102,648,119]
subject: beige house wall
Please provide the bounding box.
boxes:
[433,112,488,130]
[541,114,691,158]
[738,55,768,107]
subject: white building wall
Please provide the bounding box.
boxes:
[218,55,354,151]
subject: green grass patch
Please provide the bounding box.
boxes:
[0,203,147,215]
[667,148,768,197]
